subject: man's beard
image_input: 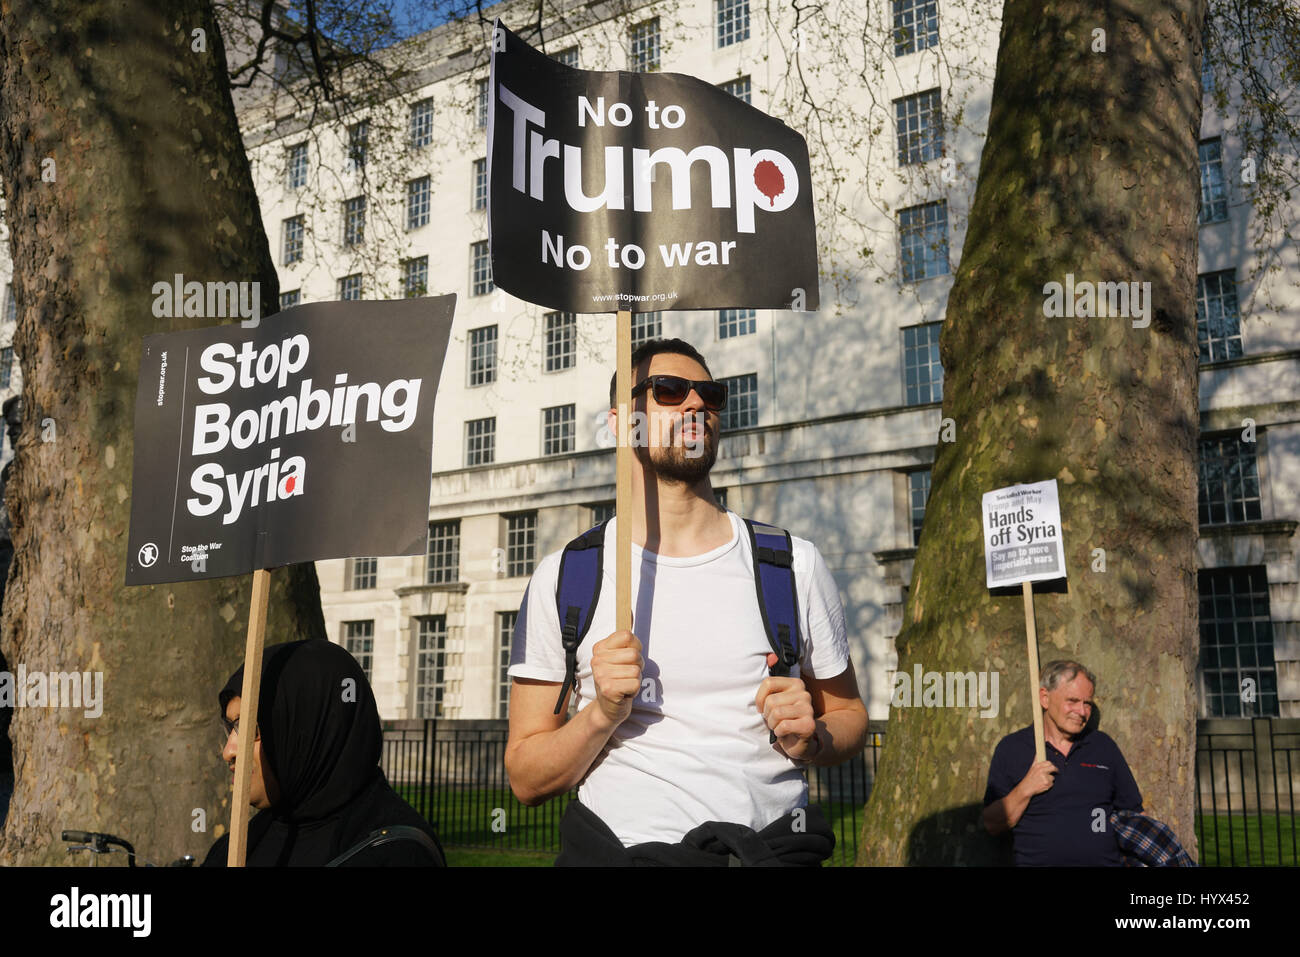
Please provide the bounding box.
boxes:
[641,416,718,485]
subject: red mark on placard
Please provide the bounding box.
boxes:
[753,160,785,207]
[284,476,296,494]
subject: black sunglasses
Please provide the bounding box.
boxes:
[630,375,728,412]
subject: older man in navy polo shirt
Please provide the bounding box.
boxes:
[982,660,1142,866]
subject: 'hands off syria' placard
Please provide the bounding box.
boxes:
[125,297,455,585]
[982,480,1068,588]
[488,21,818,314]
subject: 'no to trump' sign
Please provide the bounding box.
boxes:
[488,21,819,314]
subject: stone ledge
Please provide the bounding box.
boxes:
[394,582,471,597]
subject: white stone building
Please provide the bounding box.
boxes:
[1,0,1295,721]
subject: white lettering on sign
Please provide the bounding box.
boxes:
[496,84,799,234]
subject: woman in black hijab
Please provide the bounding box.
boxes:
[202,639,445,866]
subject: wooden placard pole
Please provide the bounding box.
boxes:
[227,567,272,866]
[1022,580,1046,763]
[615,310,633,634]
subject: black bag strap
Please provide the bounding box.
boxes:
[552,519,609,714]
[325,825,446,867]
[744,518,802,677]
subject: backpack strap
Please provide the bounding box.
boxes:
[745,519,802,744]
[552,519,609,715]
[744,518,802,676]
[325,825,446,867]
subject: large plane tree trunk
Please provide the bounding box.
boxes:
[0,0,326,865]
[859,0,1205,864]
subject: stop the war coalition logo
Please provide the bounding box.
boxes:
[125,297,455,585]
[488,21,819,313]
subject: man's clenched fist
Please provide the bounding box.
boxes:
[590,630,643,730]
[756,676,819,761]
[1017,759,1058,797]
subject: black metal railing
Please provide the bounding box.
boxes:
[1195,717,1299,866]
[383,716,1297,866]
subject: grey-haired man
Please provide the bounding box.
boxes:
[982,660,1143,865]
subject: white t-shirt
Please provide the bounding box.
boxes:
[509,510,850,846]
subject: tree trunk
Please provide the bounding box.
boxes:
[0,0,326,865]
[859,0,1205,864]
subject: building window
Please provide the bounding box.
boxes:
[348,557,377,590]
[543,405,576,456]
[1199,434,1261,526]
[631,312,661,348]
[554,46,579,67]
[629,18,660,72]
[718,76,751,104]
[426,520,460,584]
[343,621,374,681]
[0,347,12,390]
[468,325,497,386]
[410,98,434,148]
[497,611,517,718]
[282,216,304,265]
[717,0,749,47]
[895,89,943,165]
[343,195,366,246]
[279,290,300,310]
[506,512,537,577]
[337,274,362,301]
[465,417,496,466]
[718,308,756,339]
[898,200,949,282]
[476,77,489,129]
[286,142,308,190]
[902,322,944,405]
[471,240,494,295]
[590,501,615,526]
[348,120,369,170]
[414,616,448,718]
[893,0,939,57]
[908,470,931,546]
[1198,567,1277,717]
[1198,138,1228,225]
[1196,271,1243,363]
[402,257,428,298]
[720,373,757,430]
[4,284,15,323]
[473,158,488,211]
[407,177,431,230]
[544,312,576,372]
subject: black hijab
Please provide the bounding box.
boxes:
[202,639,443,866]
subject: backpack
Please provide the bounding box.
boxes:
[550,516,802,719]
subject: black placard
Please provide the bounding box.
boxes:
[124,297,455,585]
[488,21,819,314]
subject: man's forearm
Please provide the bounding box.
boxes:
[506,704,618,806]
[808,707,869,767]
[984,785,1032,835]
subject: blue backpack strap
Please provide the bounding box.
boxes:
[552,519,609,714]
[744,518,801,677]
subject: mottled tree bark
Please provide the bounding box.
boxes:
[0,1,326,865]
[860,0,1204,864]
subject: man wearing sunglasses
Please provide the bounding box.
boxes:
[506,338,868,865]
